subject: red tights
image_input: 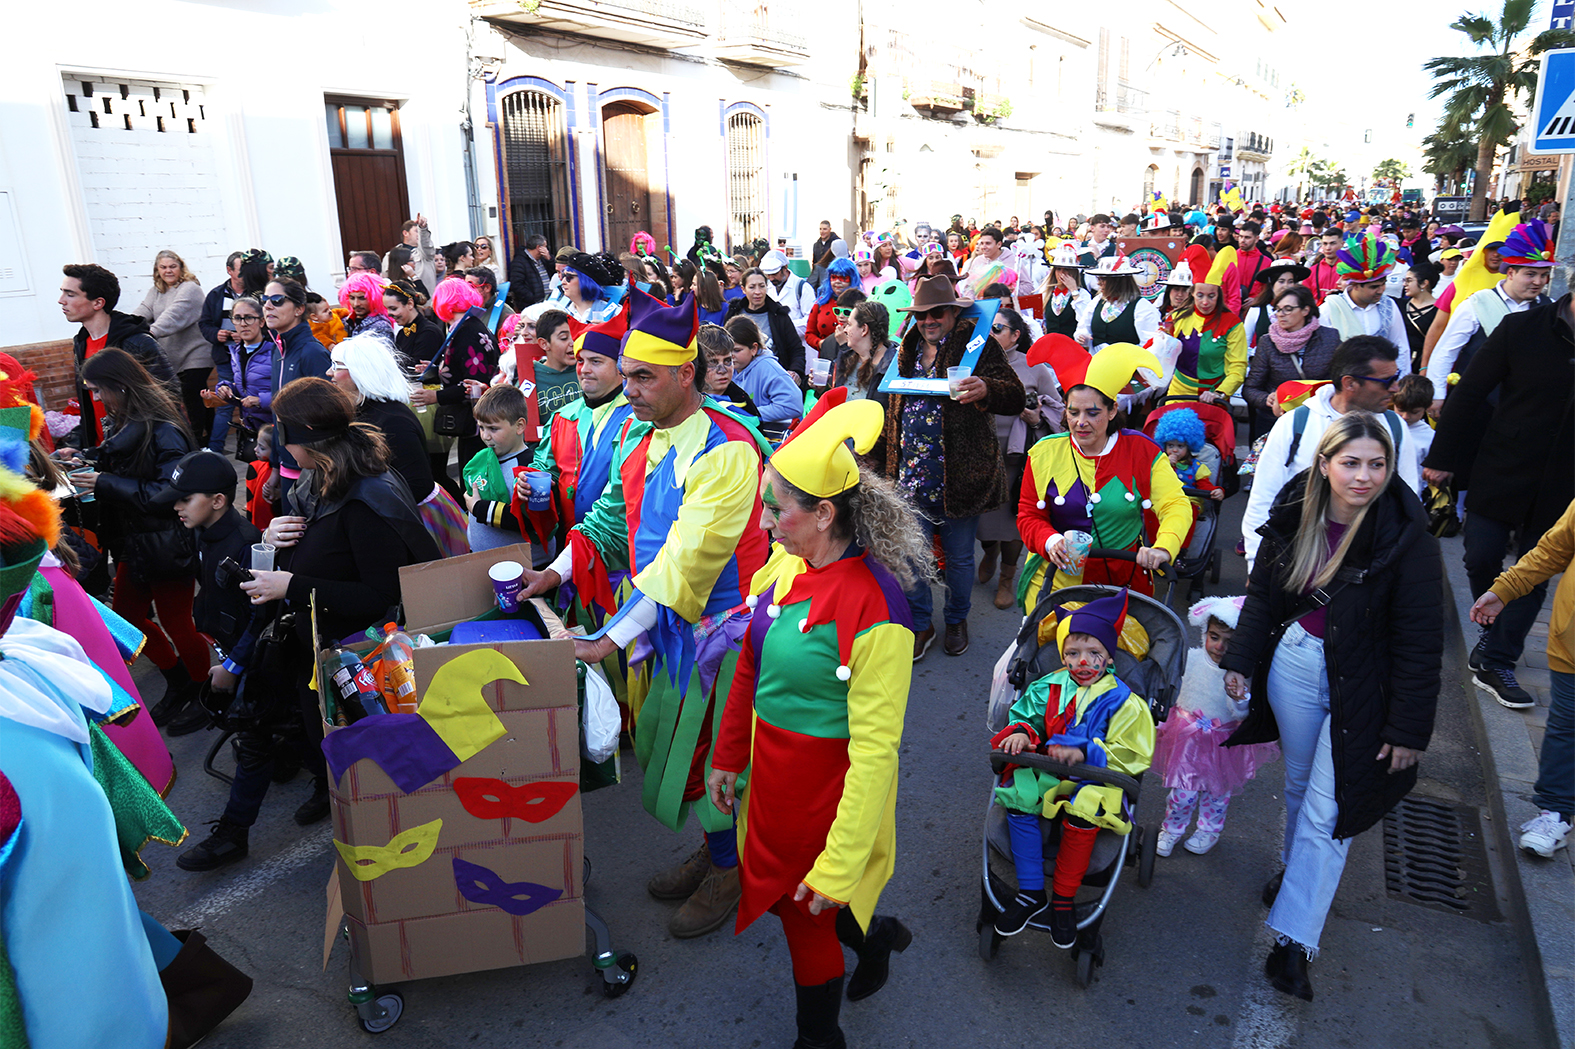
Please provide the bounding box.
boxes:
[112,564,209,680]
[1052,819,1100,897]
[769,891,845,986]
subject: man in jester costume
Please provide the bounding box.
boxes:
[511,303,640,621]
[1016,337,1192,609]
[990,589,1155,945]
[523,288,770,939]
[709,391,919,1049]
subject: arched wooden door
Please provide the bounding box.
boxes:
[602,102,652,254]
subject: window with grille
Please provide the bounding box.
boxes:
[499,90,572,254]
[726,110,766,251]
[325,100,399,150]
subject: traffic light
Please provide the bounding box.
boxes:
[1406,113,1414,128]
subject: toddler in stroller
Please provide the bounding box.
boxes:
[987,590,1155,947]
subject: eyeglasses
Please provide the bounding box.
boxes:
[1350,372,1401,389]
[1272,305,1307,314]
[232,314,261,324]
[832,307,853,318]
[261,294,290,306]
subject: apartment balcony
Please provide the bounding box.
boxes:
[1238,130,1273,160]
[1149,110,1183,142]
[906,80,967,112]
[714,3,810,66]
[471,0,706,49]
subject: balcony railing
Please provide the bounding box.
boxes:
[1094,81,1147,114]
[471,0,706,49]
[906,80,967,111]
[714,2,809,65]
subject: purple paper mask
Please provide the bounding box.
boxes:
[452,857,563,916]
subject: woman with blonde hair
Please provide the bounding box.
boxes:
[134,249,213,445]
[1222,411,1441,1002]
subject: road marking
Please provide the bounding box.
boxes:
[1229,919,1301,1049]
[170,830,332,928]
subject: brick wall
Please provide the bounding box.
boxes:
[5,340,77,411]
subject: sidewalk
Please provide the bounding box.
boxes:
[1440,534,1574,1048]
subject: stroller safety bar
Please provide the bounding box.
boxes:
[989,749,1142,802]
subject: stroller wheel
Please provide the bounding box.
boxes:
[1137,823,1158,888]
[1075,948,1096,988]
[978,923,1001,963]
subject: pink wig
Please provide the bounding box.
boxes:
[432,277,483,323]
[338,272,389,315]
[629,231,657,257]
[499,312,523,341]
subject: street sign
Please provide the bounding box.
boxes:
[1553,0,1573,30]
[1529,48,1575,153]
[1433,196,1470,223]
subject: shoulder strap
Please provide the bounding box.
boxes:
[1382,409,1405,456]
[1284,405,1311,467]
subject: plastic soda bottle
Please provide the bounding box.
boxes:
[379,623,419,714]
[328,645,387,721]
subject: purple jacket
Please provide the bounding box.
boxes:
[215,339,274,430]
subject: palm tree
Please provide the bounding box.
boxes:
[1423,117,1477,194]
[1425,0,1572,219]
[1372,159,1412,187]
[1285,147,1318,199]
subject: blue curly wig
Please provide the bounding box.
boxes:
[816,258,860,305]
[1154,408,1206,455]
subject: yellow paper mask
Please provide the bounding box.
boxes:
[334,818,443,881]
[417,649,525,762]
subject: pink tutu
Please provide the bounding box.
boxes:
[1153,706,1280,796]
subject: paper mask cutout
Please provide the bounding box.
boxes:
[452,857,563,916]
[321,713,462,793]
[334,819,443,881]
[453,778,577,823]
[418,649,522,762]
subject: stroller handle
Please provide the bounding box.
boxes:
[1088,546,1177,582]
[989,749,1143,802]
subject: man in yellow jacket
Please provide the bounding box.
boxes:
[1472,498,1575,857]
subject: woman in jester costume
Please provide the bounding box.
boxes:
[1167,246,1248,404]
[1015,337,1192,607]
[524,288,773,940]
[709,391,931,1049]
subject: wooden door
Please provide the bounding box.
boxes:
[602,103,651,255]
[326,99,410,258]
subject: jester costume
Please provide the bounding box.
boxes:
[989,590,1154,944]
[713,395,916,1047]
[550,291,770,836]
[1167,248,1247,398]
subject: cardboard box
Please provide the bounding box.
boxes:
[322,545,587,984]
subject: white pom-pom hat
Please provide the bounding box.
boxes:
[1187,594,1246,631]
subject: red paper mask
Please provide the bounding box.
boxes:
[453,777,576,823]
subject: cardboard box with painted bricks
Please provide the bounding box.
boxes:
[345,892,585,984]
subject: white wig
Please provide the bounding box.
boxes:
[333,331,413,404]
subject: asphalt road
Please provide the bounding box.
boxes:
[130,492,1541,1048]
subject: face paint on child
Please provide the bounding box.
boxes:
[1203,619,1234,667]
[1062,633,1110,685]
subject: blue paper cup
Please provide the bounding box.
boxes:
[524,470,552,512]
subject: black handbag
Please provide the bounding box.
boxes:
[201,611,298,733]
[419,324,472,436]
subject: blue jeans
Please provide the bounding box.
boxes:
[208,405,233,453]
[1536,672,1574,819]
[1463,513,1550,671]
[1265,621,1349,954]
[904,511,978,632]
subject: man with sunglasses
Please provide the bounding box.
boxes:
[1240,335,1417,571]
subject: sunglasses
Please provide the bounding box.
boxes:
[1351,372,1401,389]
[910,307,951,320]
[832,307,853,318]
[991,324,1009,334]
[261,294,290,306]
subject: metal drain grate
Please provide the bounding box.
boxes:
[1382,795,1500,922]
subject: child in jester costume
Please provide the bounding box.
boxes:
[990,589,1155,946]
[710,390,920,1049]
[1016,337,1193,607]
[527,287,771,939]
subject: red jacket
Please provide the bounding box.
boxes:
[804,299,839,351]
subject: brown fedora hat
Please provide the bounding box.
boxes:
[898,275,974,312]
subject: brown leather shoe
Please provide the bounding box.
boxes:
[994,564,1019,610]
[647,841,711,901]
[669,864,741,938]
[976,545,999,584]
[912,627,936,662]
[944,620,969,656]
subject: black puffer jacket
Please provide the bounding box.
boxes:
[92,419,197,582]
[1223,472,1442,840]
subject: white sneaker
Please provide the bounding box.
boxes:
[1155,828,1181,857]
[1184,830,1221,855]
[1519,810,1573,858]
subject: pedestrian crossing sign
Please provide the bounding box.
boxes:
[1531,48,1575,153]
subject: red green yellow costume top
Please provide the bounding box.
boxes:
[1015,340,1191,607]
[1166,248,1246,398]
[712,396,914,935]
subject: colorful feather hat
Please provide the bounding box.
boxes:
[1499,218,1556,268]
[0,406,60,621]
[1335,233,1397,284]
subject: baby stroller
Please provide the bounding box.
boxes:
[979,564,1187,986]
[1143,395,1240,602]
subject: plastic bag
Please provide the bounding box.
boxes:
[988,640,1016,732]
[581,662,620,764]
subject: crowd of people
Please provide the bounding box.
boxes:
[0,188,1568,1048]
